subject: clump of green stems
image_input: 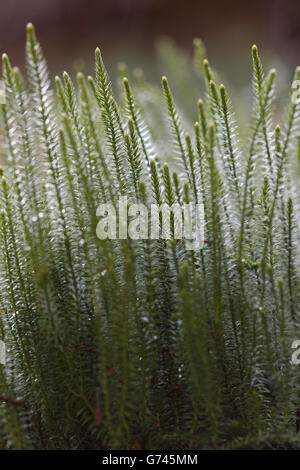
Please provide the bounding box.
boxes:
[0,25,300,450]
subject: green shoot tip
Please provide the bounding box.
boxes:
[95,47,102,60]
[26,23,36,41]
[193,38,202,46]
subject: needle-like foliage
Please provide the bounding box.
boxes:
[1,25,300,450]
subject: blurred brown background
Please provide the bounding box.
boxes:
[1,0,300,85]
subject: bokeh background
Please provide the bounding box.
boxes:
[1,0,300,89]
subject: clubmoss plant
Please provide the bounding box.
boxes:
[0,24,300,449]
